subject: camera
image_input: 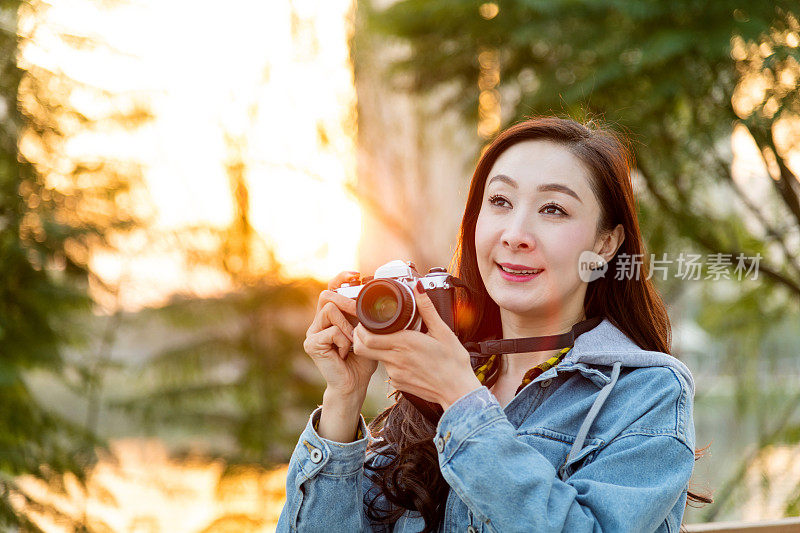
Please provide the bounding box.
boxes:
[335,260,462,334]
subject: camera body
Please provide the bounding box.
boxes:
[335,260,459,334]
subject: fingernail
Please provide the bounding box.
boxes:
[415,280,426,294]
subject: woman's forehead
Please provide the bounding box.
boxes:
[486,140,592,194]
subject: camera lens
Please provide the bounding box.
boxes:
[357,279,416,334]
[366,292,398,323]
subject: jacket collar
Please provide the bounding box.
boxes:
[529,318,695,396]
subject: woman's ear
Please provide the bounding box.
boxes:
[595,224,625,263]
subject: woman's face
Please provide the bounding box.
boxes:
[474,139,610,319]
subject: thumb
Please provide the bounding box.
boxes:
[414,280,449,337]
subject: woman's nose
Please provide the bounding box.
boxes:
[501,218,536,250]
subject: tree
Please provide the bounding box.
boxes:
[1,0,149,528]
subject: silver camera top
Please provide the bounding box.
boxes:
[335,260,453,299]
[374,259,419,280]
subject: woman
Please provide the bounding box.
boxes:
[278,117,709,532]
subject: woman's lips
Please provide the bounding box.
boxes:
[496,262,543,282]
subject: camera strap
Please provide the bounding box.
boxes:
[403,316,603,425]
[465,315,603,357]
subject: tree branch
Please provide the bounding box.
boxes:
[711,153,800,281]
[743,120,800,229]
[636,157,800,297]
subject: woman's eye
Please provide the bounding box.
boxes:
[488,194,511,208]
[540,203,567,216]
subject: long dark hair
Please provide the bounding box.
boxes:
[364,116,711,532]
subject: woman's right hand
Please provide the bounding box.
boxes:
[303,271,379,400]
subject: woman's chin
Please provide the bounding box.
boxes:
[498,303,547,316]
[489,292,550,316]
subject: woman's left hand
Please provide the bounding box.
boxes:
[352,281,482,410]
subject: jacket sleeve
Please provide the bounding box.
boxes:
[434,386,695,533]
[276,407,391,533]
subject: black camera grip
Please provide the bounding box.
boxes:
[407,282,457,425]
[426,287,456,332]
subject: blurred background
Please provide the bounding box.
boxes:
[1,0,799,531]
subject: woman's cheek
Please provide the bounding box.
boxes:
[548,223,595,279]
[474,217,494,270]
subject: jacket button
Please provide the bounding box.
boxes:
[435,436,445,453]
[309,447,323,463]
[540,379,552,388]
[467,526,478,533]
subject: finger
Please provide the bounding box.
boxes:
[316,289,358,317]
[316,325,351,359]
[381,365,418,396]
[329,327,351,359]
[353,323,409,352]
[327,270,361,291]
[308,302,354,341]
[352,325,390,362]
[413,280,449,338]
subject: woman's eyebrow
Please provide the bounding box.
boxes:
[537,183,583,203]
[488,174,583,203]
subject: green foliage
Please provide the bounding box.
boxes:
[0,1,149,528]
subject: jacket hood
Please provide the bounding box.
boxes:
[562,318,695,397]
[551,318,695,481]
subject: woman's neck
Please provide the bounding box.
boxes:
[497,308,586,378]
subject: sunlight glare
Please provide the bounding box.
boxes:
[19,0,361,309]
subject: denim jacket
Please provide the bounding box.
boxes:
[277,319,696,532]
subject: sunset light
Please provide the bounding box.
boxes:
[18,0,362,310]
[6,2,800,531]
